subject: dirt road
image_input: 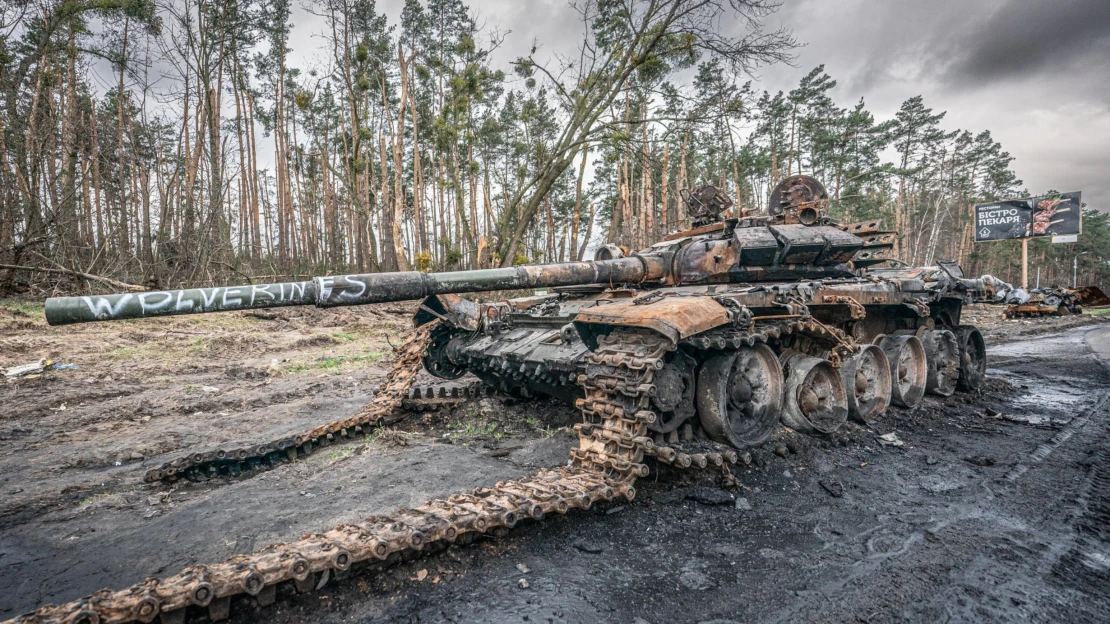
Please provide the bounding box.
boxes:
[2,302,1110,623]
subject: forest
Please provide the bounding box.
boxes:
[1,0,1106,297]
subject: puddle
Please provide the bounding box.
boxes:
[987,369,1089,424]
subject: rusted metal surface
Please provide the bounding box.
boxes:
[662,221,727,242]
[1074,285,1110,307]
[838,220,884,235]
[414,294,482,331]
[573,296,730,345]
[767,175,828,225]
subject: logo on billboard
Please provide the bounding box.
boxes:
[974,192,1082,242]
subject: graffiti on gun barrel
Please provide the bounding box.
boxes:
[974,192,1082,242]
[51,281,316,324]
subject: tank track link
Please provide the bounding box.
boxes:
[400,379,494,412]
[143,324,437,483]
[571,330,668,480]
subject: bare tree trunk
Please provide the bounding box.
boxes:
[89,111,104,251]
[389,43,413,271]
[116,16,131,255]
[678,129,689,226]
[59,21,80,264]
[577,202,595,261]
[570,143,588,260]
[660,141,669,232]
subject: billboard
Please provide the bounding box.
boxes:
[974,192,1082,242]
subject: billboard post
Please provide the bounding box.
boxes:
[973,191,1082,290]
[1021,239,1028,289]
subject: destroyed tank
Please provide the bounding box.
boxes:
[26,175,997,624]
[45,175,992,457]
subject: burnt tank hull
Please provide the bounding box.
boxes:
[421,264,985,448]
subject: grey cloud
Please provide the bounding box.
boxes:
[285,0,1110,210]
[759,0,1110,209]
[942,0,1110,87]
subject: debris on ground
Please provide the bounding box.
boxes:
[653,486,734,506]
[877,432,904,447]
[964,456,997,466]
[819,479,845,497]
[377,428,411,447]
[4,359,77,380]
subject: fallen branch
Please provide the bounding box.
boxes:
[0,236,48,257]
[0,263,145,292]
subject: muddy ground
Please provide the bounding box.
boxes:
[2,301,1110,623]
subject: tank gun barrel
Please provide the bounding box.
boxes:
[43,256,662,326]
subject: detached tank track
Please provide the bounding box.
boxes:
[10,329,644,624]
[10,321,868,624]
[144,324,439,483]
[401,380,494,412]
[9,468,628,624]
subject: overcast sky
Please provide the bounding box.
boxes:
[158,0,1105,214]
[285,0,1109,209]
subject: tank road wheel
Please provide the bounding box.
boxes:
[840,345,892,424]
[780,353,848,434]
[922,329,960,397]
[955,325,987,391]
[423,327,467,380]
[650,351,698,433]
[877,335,927,408]
[696,344,784,448]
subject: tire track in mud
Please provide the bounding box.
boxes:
[1004,394,1110,482]
[1045,325,1110,619]
[1051,444,1110,603]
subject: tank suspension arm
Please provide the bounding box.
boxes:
[44,256,664,326]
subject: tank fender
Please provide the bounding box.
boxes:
[413,294,482,331]
[573,296,731,349]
